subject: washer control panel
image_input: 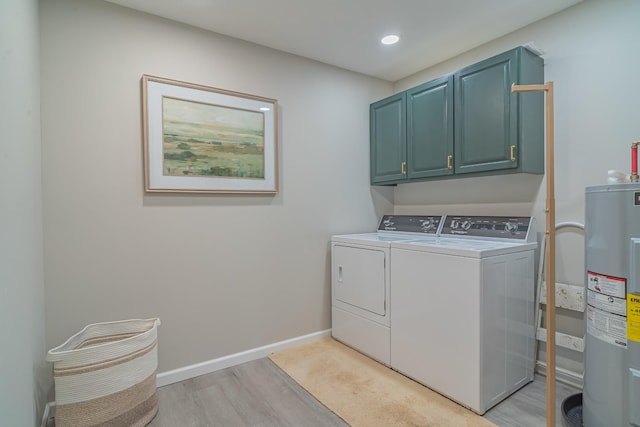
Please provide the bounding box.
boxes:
[377,215,444,234]
[440,216,533,240]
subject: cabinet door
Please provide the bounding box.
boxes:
[454,49,518,174]
[370,92,406,184]
[407,75,454,179]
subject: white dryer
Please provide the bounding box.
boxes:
[331,215,443,365]
[390,215,537,414]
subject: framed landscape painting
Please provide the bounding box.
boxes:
[142,75,278,194]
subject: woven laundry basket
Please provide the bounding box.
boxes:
[46,318,161,427]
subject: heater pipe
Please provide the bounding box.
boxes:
[632,141,639,183]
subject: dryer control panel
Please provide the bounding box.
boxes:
[377,215,443,234]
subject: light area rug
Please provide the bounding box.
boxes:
[269,338,497,427]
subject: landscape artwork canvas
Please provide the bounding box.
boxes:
[143,75,278,194]
[161,97,265,179]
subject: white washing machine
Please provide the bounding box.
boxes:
[331,215,443,365]
[390,215,537,414]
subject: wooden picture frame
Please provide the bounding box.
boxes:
[142,75,278,194]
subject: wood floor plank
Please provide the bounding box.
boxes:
[190,371,248,427]
[149,359,348,427]
[235,359,348,427]
[485,376,580,427]
[196,365,279,426]
[149,380,206,427]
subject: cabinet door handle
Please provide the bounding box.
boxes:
[401,161,406,175]
[447,155,453,170]
[510,145,516,162]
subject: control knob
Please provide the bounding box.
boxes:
[505,222,519,233]
[421,219,434,230]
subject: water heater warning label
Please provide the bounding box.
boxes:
[587,271,626,298]
[587,271,627,348]
[587,306,627,348]
[628,294,640,342]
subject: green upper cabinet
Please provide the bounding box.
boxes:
[407,75,454,179]
[370,46,544,186]
[370,92,406,184]
[454,47,544,175]
[370,75,453,185]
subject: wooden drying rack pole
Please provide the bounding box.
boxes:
[511,81,555,427]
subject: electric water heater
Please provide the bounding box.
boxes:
[584,184,640,426]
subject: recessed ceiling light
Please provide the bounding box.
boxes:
[381,35,400,45]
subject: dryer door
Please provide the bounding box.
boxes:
[333,244,386,316]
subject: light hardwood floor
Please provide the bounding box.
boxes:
[148,358,347,427]
[484,372,579,426]
[48,358,580,426]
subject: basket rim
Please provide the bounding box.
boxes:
[46,318,160,360]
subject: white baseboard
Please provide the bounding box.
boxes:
[41,402,55,427]
[535,360,583,389]
[156,329,332,387]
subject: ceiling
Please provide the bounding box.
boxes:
[105,0,583,82]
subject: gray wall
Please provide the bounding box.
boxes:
[40,0,393,374]
[392,0,640,377]
[0,0,49,425]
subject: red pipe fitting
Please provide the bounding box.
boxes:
[632,141,639,182]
